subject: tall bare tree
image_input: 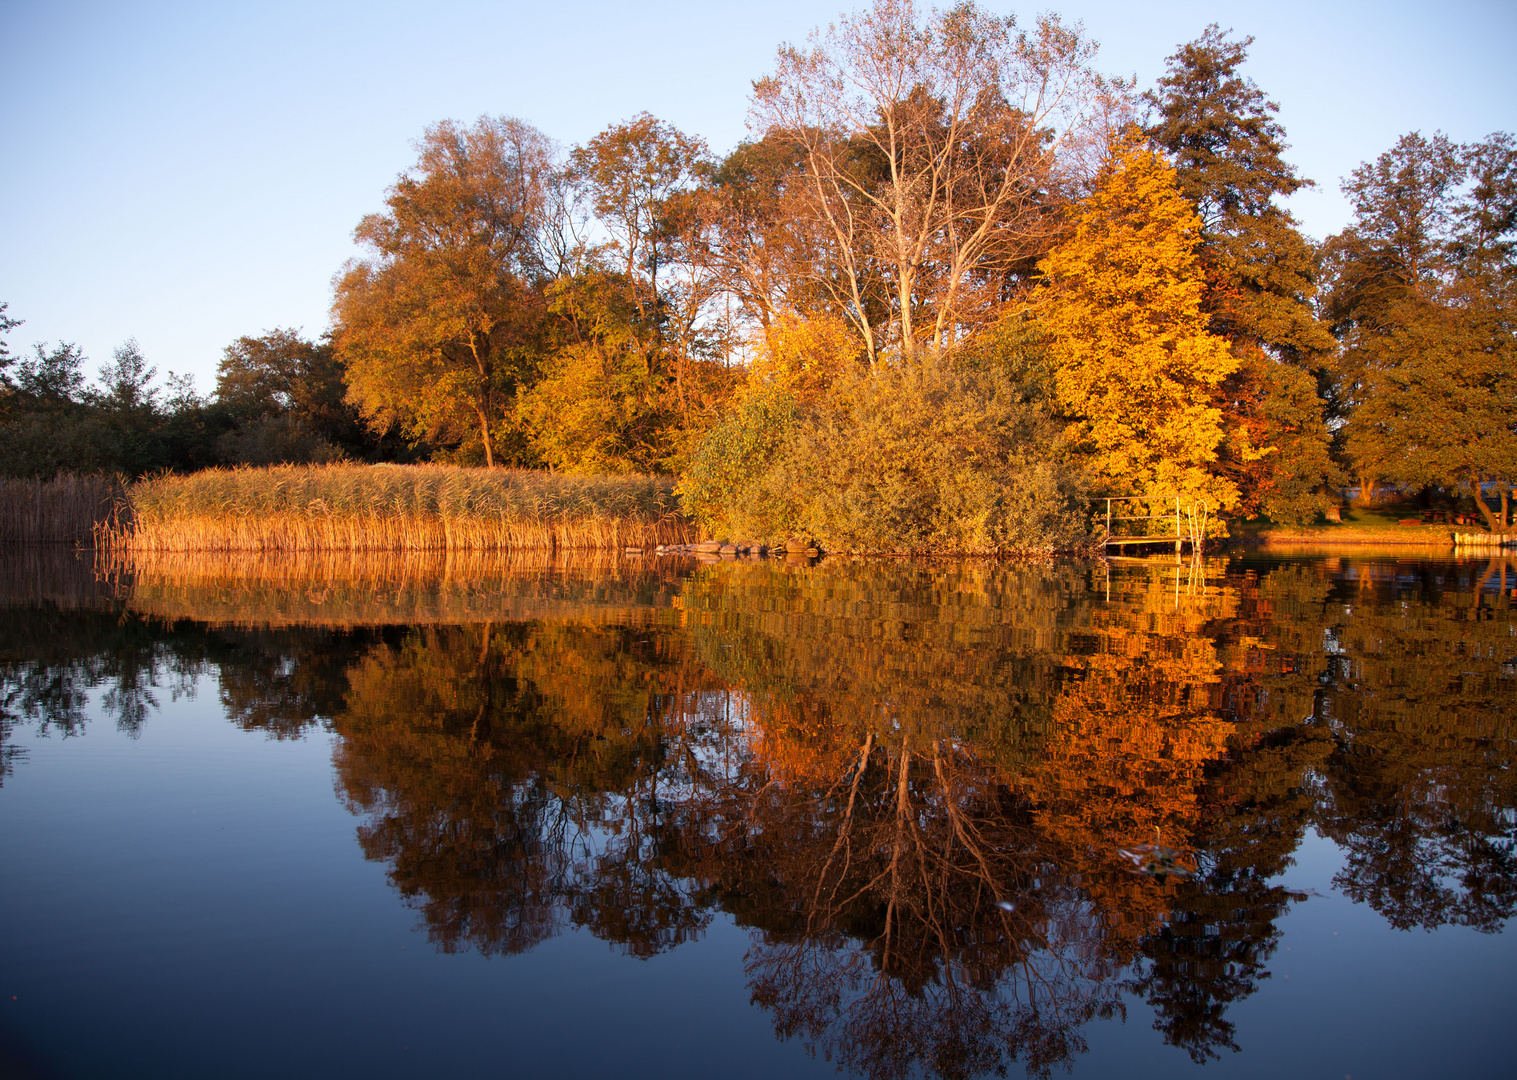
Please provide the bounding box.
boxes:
[749,0,1106,364]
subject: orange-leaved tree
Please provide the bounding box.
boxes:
[333,116,558,467]
[1041,141,1242,513]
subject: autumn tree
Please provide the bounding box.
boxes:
[0,335,206,477]
[520,115,736,472]
[216,329,308,418]
[1145,27,1340,522]
[704,137,821,347]
[519,269,680,473]
[749,0,1104,364]
[11,340,87,408]
[1324,131,1517,524]
[569,113,709,333]
[1041,142,1240,510]
[97,338,157,413]
[89,339,170,474]
[333,116,559,467]
[0,341,109,476]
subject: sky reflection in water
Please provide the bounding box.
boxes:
[0,550,1513,1079]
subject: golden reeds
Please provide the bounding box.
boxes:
[0,474,127,545]
[99,464,700,553]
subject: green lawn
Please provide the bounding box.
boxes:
[1230,505,1462,545]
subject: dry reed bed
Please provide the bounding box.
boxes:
[104,464,699,552]
[99,546,642,586]
[0,474,126,545]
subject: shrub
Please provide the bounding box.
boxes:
[782,355,1084,553]
[0,414,117,479]
[681,353,1085,553]
[676,392,801,540]
[216,417,347,467]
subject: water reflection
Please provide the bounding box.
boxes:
[2,549,1513,1077]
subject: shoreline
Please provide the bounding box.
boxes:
[1234,523,1514,551]
[1244,531,1451,548]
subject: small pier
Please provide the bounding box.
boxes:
[1095,495,1210,554]
[1453,530,1516,551]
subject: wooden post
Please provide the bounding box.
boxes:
[1175,497,1182,556]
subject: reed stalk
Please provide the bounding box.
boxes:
[0,474,127,544]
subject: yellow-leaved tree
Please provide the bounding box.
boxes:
[1041,143,1244,515]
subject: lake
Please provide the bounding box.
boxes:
[1,548,1513,1079]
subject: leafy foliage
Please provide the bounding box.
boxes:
[519,271,680,474]
[334,116,557,467]
[749,0,1104,362]
[676,390,800,540]
[1325,131,1517,524]
[684,352,1083,553]
[1041,143,1240,510]
[1144,27,1340,522]
[9,3,1512,540]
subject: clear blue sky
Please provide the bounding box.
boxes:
[2,0,1513,392]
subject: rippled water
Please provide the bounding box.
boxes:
[1,549,1513,1079]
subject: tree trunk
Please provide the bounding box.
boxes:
[1471,472,1499,530]
[466,332,495,468]
[478,407,494,468]
[897,267,916,361]
[1501,485,1510,529]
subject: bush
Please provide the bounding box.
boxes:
[216,417,347,467]
[676,392,801,540]
[0,414,117,479]
[682,354,1085,554]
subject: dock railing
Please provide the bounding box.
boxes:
[1093,495,1210,554]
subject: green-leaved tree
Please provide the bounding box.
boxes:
[1145,27,1340,523]
[1325,131,1517,526]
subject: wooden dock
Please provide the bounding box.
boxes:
[1094,495,1210,553]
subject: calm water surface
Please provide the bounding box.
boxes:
[1,550,1513,1079]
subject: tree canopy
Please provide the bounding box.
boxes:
[749,0,1105,363]
[333,116,559,467]
[1144,26,1338,523]
[1325,131,1517,525]
[1041,142,1240,510]
[10,0,1516,542]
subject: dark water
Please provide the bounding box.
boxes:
[1,549,1513,1079]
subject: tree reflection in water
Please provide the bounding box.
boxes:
[1,551,1513,1077]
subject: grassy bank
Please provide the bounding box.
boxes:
[94,464,697,552]
[1232,507,1461,547]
